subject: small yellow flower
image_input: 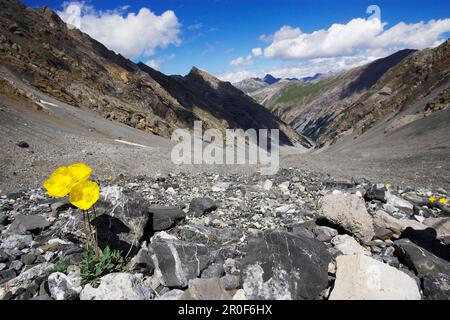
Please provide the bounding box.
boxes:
[386,182,392,188]
[69,181,100,210]
[428,196,436,203]
[68,163,92,184]
[439,198,447,205]
[109,175,113,181]
[43,167,74,198]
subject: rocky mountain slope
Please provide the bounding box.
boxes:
[0,0,303,145]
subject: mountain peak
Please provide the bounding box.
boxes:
[263,74,281,85]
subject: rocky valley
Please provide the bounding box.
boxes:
[0,0,449,301]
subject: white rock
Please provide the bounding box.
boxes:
[278,181,290,194]
[233,289,247,300]
[263,180,273,191]
[319,193,375,243]
[331,235,371,256]
[48,272,82,300]
[80,273,153,300]
[329,255,421,300]
[386,193,413,211]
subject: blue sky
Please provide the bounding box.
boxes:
[23,0,450,81]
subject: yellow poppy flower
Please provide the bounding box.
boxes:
[386,182,392,188]
[428,196,436,203]
[68,163,92,184]
[439,198,447,205]
[43,167,74,198]
[69,181,100,210]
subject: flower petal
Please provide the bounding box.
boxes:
[43,167,73,198]
[68,163,92,183]
[69,180,100,210]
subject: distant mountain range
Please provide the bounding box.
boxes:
[234,73,327,93]
[233,42,450,148]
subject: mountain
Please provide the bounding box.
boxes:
[262,74,281,85]
[0,0,303,145]
[230,77,268,94]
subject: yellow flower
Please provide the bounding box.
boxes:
[386,182,392,188]
[439,198,448,205]
[68,163,92,184]
[43,167,74,198]
[428,196,436,203]
[69,181,100,210]
[109,175,113,181]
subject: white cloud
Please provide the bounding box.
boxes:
[230,55,254,66]
[217,70,257,82]
[57,2,181,59]
[145,54,176,70]
[145,59,160,70]
[187,23,203,30]
[252,47,263,57]
[263,18,450,61]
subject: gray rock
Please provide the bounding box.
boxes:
[0,213,9,226]
[422,273,450,300]
[0,269,16,285]
[365,184,389,202]
[9,260,23,271]
[0,234,33,250]
[394,239,450,277]
[157,289,184,300]
[148,205,186,231]
[80,273,153,300]
[9,214,51,233]
[180,278,232,300]
[20,253,36,266]
[242,230,331,300]
[148,240,211,288]
[127,246,154,275]
[319,193,375,243]
[2,262,54,297]
[372,210,427,237]
[175,224,243,246]
[48,272,81,300]
[201,263,225,279]
[220,274,241,290]
[313,225,338,242]
[94,193,152,255]
[189,198,218,217]
[329,254,421,300]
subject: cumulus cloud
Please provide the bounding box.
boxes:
[252,47,263,57]
[230,55,254,66]
[217,70,257,82]
[263,18,450,61]
[145,53,176,71]
[57,2,181,59]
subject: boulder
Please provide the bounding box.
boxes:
[242,229,331,300]
[329,255,421,300]
[393,239,450,277]
[80,273,153,300]
[148,205,186,231]
[157,289,184,300]
[365,184,389,202]
[372,210,427,237]
[9,214,51,234]
[331,235,371,256]
[189,198,218,217]
[48,272,81,300]
[319,193,375,243]
[148,240,211,288]
[422,273,450,300]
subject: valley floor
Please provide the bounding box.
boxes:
[1,86,449,194]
